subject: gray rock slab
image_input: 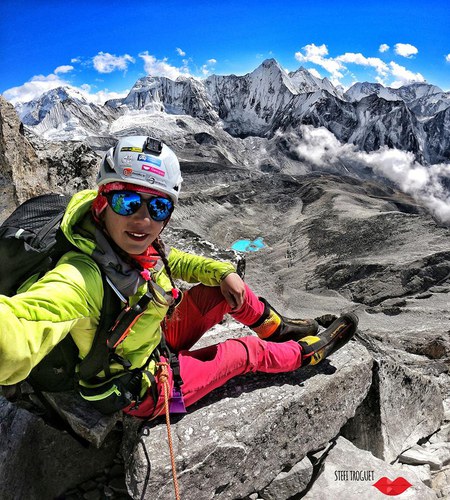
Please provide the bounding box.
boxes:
[0,397,120,499]
[396,463,432,487]
[124,341,373,500]
[303,436,437,500]
[426,443,450,468]
[342,359,443,463]
[260,455,313,500]
[429,423,450,444]
[398,445,445,470]
[431,466,450,499]
[43,390,122,448]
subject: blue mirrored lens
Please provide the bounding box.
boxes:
[148,197,173,221]
[110,192,141,215]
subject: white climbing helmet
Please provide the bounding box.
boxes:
[97,136,183,203]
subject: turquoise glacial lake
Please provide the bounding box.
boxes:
[231,237,266,252]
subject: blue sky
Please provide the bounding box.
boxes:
[1,0,449,104]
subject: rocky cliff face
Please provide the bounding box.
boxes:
[0,95,449,499]
[0,96,48,213]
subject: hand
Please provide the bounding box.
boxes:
[220,273,246,312]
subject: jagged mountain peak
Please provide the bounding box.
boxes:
[32,86,87,105]
[16,85,90,126]
[288,67,342,99]
[250,58,291,82]
[344,81,445,104]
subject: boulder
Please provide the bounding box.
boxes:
[342,359,443,462]
[0,397,120,499]
[303,436,437,500]
[43,389,122,448]
[260,455,313,500]
[431,466,450,499]
[396,463,432,487]
[124,341,373,500]
[398,445,447,470]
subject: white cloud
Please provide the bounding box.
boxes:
[54,65,74,74]
[394,43,418,58]
[139,51,191,79]
[308,68,322,79]
[294,43,426,88]
[295,44,344,80]
[379,44,390,53]
[84,88,129,105]
[389,62,425,87]
[3,74,69,104]
[2,71,128,106]
[200,58,217,76]
[293,125,450,223]
[336,52,389,78]
[446,54,450,63]
[92,52,135,73]
[176,48,186,56]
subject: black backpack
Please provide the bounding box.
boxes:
[0,193,122,392]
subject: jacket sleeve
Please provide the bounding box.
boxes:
[0,252,103,385]
[167,247,236,286]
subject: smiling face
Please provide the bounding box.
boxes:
[102,192,167,254]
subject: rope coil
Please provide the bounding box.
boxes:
[157,361,181,500]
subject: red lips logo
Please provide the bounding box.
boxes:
[373,477,412,495]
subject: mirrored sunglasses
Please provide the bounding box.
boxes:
[104,191,173,221]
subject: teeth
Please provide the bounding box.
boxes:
[129,232,146,237]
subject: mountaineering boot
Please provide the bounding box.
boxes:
[250,298,319,342]
[298,312,358,366]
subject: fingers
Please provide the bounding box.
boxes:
[220,273,246,311]
[224,291,238,310]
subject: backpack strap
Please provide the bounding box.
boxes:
[78,277,156,381]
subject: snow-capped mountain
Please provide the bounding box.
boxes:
[117,75,219,125]
[16,86,120,141]
[344,81,450,119]
[16,87,88,126]
[204,59,298,136]
[9,59,450,165]
[289,66,342,98]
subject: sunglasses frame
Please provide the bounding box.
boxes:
[103,190,174,221]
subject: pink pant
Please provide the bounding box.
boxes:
[124,284,302,418]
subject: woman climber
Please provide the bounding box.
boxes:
[0,135,358,418]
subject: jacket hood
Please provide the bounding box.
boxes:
[60,190,147,298]
[60,190,98,255]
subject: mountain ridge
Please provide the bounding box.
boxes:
[8,58,450,165]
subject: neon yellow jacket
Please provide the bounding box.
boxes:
[0,190,236,386]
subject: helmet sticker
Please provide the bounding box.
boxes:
[137,154,162,166]
[122,168,133,176]
[131,171,147,180]
[121,155,133,165]
[141,164,165,177]
[121,147,142,152]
